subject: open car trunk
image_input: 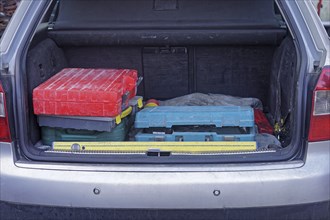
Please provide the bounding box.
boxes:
[21,0,300,163]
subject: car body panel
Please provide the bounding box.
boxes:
[0,0,329,211]
[0,141,329,209]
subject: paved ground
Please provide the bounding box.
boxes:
[312,0,330,21]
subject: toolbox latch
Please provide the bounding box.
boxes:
[205,135,213,142]
[175,136,184,142]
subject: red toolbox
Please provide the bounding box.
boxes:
[33,68,138,117]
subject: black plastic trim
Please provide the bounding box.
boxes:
[1,201,329,220]
[48,29,287,46]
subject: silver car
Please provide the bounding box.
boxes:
[0,0,329,219]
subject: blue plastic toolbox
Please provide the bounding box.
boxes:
[134,106,255,142]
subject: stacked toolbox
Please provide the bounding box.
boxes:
[39,97,143,146]
[41,118,129,146]
[33,68,138,117]
[134,106,255,142]
[33,68,142,145]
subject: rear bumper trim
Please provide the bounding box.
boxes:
[1,141,329,209]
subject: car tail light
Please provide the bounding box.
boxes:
[308,66,330,142]
[0,82,11,142]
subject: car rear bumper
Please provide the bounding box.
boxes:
[0,141,329,209]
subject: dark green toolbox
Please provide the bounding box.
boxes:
[41,118,130,146]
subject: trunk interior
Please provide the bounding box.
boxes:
[22,0,299,162]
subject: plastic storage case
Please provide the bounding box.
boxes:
[33,68,138,117]
[38,96,143,132]
[134,106,255,142]
[42,118,131,146]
